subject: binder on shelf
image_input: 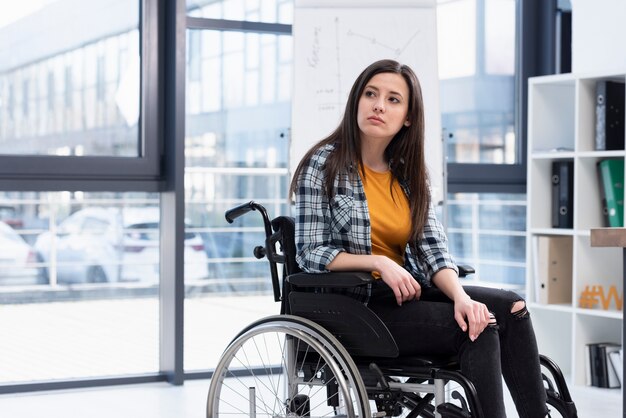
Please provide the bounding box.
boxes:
[608,349,623,386]
[605,345,622,388]
[534,235,573,304]
[585,344,592,386]
[588,342,622,388]
[597,159,624,227]
[551,160,574,229]
[595,80,625,151]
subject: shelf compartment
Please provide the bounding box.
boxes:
[573,234,623,313]
[575,156,619,230]
[531,308,573,378]
[528,158,575,230]
[573,314,622,386]
[577,75,626,153]
[529,79,576,153]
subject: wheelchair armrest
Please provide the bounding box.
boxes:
[458,265,475,277]
[288,266,474,286]
[287,271,374,288]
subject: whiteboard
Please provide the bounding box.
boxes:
[291,5,444,203]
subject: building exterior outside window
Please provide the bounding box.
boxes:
[0,1,140,157]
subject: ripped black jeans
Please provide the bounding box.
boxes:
[367,283,548,418]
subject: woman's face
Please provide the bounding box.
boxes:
[356,72,411,145]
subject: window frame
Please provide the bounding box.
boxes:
[445,0,556,195]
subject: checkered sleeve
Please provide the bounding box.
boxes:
[294,148,345,273]
[412,203,458,284]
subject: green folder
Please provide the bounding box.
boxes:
[598,159,625,227]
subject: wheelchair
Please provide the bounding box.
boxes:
[207,201,578,418]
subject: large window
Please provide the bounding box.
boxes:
[184,28,291,296]
[183,1,293,372]
[0,0,295,392]
[0,192,160,383]
[438,0,517,165]
[0,0,160,183]
[0,0,163,390]
[438,0,525,288]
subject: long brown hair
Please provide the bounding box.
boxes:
[290,59,430,243]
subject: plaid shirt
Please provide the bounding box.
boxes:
[294,143,458,302]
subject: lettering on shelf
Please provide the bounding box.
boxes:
[579,285,623,310]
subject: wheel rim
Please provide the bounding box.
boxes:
[207,316,370,418]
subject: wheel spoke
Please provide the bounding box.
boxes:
[206,317,370,418]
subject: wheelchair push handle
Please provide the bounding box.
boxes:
[225,200,273,238]
[225,201,261,223]
[224,201,281,302]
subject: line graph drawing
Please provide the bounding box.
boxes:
[347,27,421,57]
[312,17,423,113]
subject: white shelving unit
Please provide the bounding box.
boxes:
[526,71,625,409]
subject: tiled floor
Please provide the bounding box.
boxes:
[0,377,620,417]
[0,295,621,417]
[0,295,279,382]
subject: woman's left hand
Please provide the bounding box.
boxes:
[453,296,491,342]
[431,269,491,342]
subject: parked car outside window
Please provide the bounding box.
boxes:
[0,221,42,285]
[34,207,209,284]
[0,205,24,229]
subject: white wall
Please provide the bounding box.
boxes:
[571,0,626,73]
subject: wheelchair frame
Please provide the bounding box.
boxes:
[206,201,578,418]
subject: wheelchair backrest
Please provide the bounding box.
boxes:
[269,216,400,358]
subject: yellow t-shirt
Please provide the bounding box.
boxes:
[361,164,411,268]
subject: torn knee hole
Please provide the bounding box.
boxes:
[510,300,529,319]
[487,312,498,327]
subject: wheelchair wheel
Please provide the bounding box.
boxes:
[207,315,371,418]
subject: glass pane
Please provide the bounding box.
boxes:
[184,29,292,371]
[484,0,515,75]
[0,1,140,156]
[437,0,476,79]
[447,192,526,288]
[187,0,293,24]
[438,0,517,164]
[0,191,161,384]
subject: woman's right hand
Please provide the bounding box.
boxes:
[326,253,421,305]
[374,255,421,305]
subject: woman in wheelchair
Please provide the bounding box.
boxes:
[288,59,554,418]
